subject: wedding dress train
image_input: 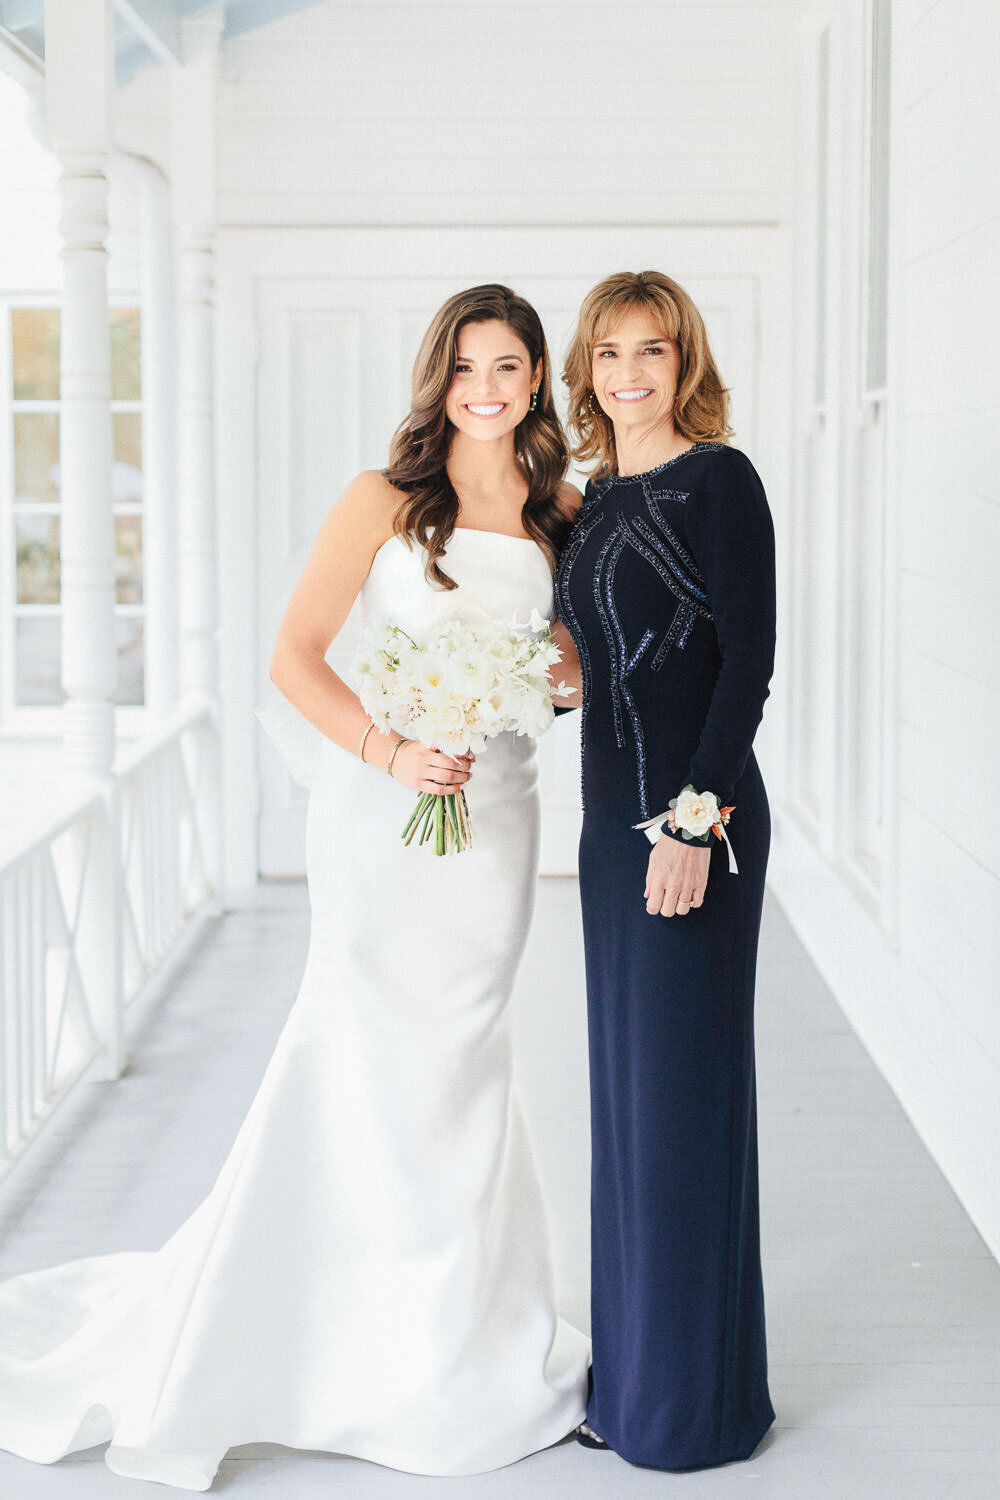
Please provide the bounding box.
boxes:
[0,529,590,1489]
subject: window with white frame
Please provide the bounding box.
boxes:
[4,303,145,716]
[789,19,833,831]
[845,0,892,894]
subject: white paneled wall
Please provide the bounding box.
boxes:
[770,0,1000,1262]
[209,1,792,227]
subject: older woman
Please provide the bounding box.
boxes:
[554,271,776,1470]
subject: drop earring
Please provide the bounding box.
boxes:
[529,389,538,412]
[588,391,600,415]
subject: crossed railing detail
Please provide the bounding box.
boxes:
[0,705,219,1176]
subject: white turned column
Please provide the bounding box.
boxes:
[45,0,116,773]
[177,228,217,701]
[172,10,223,708]
[137,160,180,721]
[45,0,124,1078]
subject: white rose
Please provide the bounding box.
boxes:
[673,787,720,837]
[490,633,519,663]
[435,702,468,742]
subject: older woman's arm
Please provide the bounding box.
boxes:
[643,446,776,853]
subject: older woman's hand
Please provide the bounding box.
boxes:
[644,836,711,918]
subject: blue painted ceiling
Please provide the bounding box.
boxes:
[0,1,324,82]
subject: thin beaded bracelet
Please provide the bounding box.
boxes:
[386,738,406,778]
[358,719,375,762]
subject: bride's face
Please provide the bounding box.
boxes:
[445,320,540,442]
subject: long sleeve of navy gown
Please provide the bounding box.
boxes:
[672,447,776,814]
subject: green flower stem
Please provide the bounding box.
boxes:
[446,794,461,849]
[401,792,431,843]
[418,799,436,845]
[399,788,473,855]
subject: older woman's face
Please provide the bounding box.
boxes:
[591,308,681,437]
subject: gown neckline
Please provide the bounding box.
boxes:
[371,528,544,569]
[603,441,721,486]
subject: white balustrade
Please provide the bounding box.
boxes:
[0,794,104,1164]
[117,706,218,997]
[0,707,219,1177]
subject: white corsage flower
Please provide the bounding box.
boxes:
[672,787,721,838]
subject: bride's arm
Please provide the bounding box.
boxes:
[269,470,471,794]
[550,620,582,704]
[550,480,583,708]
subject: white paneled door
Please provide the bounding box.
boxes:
[215,229,778,889]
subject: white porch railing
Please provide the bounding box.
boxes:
[0,793,106,1164]
[118,706,218,1000]
[0,704,219,1176]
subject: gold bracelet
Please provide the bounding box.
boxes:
[386,738,406,778]
[358,719,375,763]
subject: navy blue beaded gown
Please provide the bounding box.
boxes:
[555,441,776,1471]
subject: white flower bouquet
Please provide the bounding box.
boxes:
[354,608,573,855]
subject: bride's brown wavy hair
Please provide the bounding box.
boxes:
[563,270,733,477]
[384,284,571,590]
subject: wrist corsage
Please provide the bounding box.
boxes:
[633,785,738,873]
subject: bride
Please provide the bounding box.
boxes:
[0,284,589,1489]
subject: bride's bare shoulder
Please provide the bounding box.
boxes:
[316,469,403,555]
[340,467,404,517]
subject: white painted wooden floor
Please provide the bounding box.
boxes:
[1,880,999,1499]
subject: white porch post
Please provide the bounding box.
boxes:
[44,0,124,1077]
[171,10,224,899]
[172,12,222,709]
[137,160,180,722]
[45,0,116,772]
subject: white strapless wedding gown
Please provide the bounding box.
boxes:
[0,530,590,1490]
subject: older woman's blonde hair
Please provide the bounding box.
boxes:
[563,270,733,475]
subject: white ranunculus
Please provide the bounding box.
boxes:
[449,648,494,698]
[673,787,720,837]
[484,683,516,721]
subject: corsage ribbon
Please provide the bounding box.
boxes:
[633,786,739,874]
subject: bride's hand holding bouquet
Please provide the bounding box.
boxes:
[354,608,573,855]
[372,738,474,798]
